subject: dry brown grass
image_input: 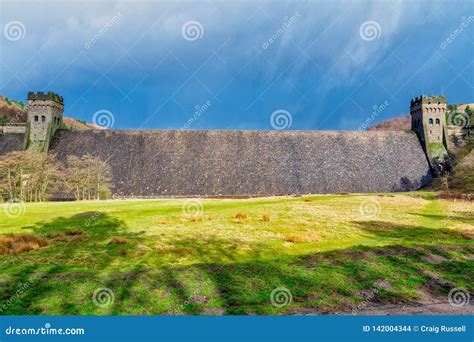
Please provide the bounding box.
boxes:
[283,231,320,243]
[155,242,173,252]
[50,235,70,243]
[261,214,270,222]
[108,237,129,245]
[303,198,312,202]
[48,230,84,243]
[64,229,84,236]
[460,230,474,239]
[188,215,203,222]
[0,234,49,255]
[234,213,247,220]
[175,247,193,256]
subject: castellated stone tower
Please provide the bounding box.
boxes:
[410,95,449,173]
[27,91,64,152]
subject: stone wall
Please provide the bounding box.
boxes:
[50,129,432,196]
[0,124,27,134]
[0,133,26,156]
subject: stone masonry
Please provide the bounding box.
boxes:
[50,129,432,196]
[26,91,64,152]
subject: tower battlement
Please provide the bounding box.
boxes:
[27,91,64,104]
[410,95,446,107]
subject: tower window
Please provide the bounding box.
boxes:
[429,118,433,125]
[34,115,38,122]
[435,118,440,125]
[41,116,46,122]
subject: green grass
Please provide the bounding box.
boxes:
[0,193,473,315]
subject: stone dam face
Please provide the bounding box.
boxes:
[0,133,25,155]
[48,129,432,197]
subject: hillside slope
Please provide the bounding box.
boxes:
[62,117,95,130]
[367,114,410,131]
[0,96,27,123]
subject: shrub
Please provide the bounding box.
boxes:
[261,214,270,222]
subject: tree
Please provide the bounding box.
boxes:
[0,151,61,202]
[0,152,112,202]
[63,154,112,200]
[450,152,474,193]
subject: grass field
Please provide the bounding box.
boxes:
[0,193,473,315]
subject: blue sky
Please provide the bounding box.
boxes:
[0,0,473,130]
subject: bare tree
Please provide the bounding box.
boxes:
[0,151,61,202]
[63,154,112,200]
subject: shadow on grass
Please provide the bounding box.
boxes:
[165,219,473,314]
[352,220,473,244]
[1,214,473,315]
[409,212,474,225]
[0,212,142,315]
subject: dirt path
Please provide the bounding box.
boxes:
[333,301,474,316]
